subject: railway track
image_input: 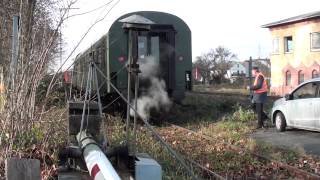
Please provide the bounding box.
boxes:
[187,91,251,97]
[162,122,320,180]
[187,91,280,100]
[183,155,226,180]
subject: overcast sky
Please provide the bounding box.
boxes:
[61,0,319,69]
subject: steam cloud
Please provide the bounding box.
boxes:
[130,56,171,120]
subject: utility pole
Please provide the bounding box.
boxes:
[59,9,63,87]
[8,15,20,90]
[60,12,62,72]
[249,56,252,86]
[258,43,261,59]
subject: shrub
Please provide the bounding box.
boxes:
[13,126,44,150]
[230,105,255,122]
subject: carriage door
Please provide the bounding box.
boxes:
[162,29,176,95]
[137,25,176,95]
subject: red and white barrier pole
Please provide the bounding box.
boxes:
[77,132,121,180]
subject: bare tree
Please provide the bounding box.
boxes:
[194,53,214,84]
[0,0,122,164]
[211,46,236,84]
[0,0,78,157]
[194,46,236,84]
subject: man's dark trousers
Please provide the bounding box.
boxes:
[255,103,264,128]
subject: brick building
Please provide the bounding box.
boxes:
[262,11,320,96]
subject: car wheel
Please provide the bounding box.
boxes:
[275,112,286,132]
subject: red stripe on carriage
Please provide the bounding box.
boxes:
[91,164,101,179]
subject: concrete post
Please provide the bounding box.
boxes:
[5,158,40,180]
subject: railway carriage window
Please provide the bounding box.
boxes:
[185,71,192,91]
[96,49,100,64]
[138,35,160,64]
[101,48,105,67]
[151,36,160,64]
[99,48,102,64]
[138,36,147,59]
[292,82,317,99]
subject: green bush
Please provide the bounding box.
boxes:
[13,126,44,150]
[230,105,255,122]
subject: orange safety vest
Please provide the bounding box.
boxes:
[254,72,268,94]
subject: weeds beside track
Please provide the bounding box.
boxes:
[166,123,320,179]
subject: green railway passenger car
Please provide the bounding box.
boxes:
[72,11,192,111]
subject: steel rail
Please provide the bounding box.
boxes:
[168,123,320,180]
[184,156,226,180]
[187,91,280,100]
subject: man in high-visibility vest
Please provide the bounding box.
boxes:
[248,66,268,129]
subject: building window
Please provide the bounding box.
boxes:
[284,36,293,53]
[312,70,319,78]
[272,38,279,54]
[298,70,304,84]
[311,32,320,50]
[285,71,291,86]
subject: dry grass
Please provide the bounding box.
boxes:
[0,106,68,179]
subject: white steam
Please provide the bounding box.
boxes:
[130,56,171,120]
[139,57,159,79]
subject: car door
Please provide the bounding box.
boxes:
[287,82,318,129]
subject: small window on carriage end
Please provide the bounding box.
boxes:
[97,48,102,64]
[185,71,192,91]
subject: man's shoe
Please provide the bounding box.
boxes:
[263,121,270,127]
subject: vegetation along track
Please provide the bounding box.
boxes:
[160,122,320,179]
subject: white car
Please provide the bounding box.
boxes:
[271,78,320,132]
